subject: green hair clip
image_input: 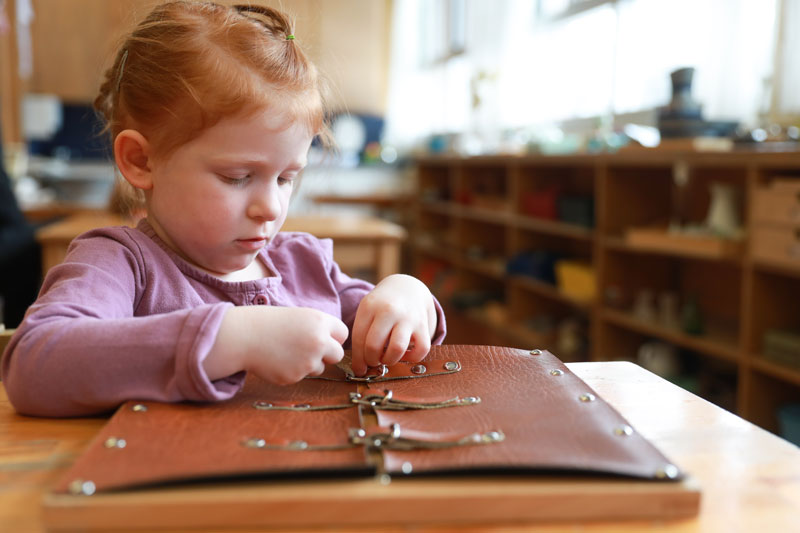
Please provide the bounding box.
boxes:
[286,34,295,41]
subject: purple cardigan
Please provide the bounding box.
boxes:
[1,220,446,417]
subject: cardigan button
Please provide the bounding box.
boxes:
[252,294,269,305]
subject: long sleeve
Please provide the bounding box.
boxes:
[1,229,243,417]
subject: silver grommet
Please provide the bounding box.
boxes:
[68,479,96,496]
[288,440,308,450]
[614,425,634,436]
[530,349,542,355]
[411,364,427,374]
[379,474,392,485]
[443,361,459,371]
[550,369,564,376]
[243,438,266,449]
[401,461,413,474]
[579,393,596,402]
[103,437,126,449]
[655,464,680,479]
[131,404,147,412]
[483,430,504,442]
[253,401,273,409]
[462,396,480,404]
[372,438,383,448]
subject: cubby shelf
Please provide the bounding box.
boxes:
[413,151,800,434]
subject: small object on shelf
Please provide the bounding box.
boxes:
[704,183,741,238]
[557,195,594,228]
[556,317,584,358]
[554,260,596,302]
[521,187,559,220]
[637,341,681,379]
[625,226,744,259]
[778,404,800,447]
[681,295,704,336]
[632,289,657,323]
[506,250,559,284]
[658,292,681,330]
[763,328,800,370]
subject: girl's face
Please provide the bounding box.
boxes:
[144,108,313,279]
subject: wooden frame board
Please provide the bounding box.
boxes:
[43,474,700,531]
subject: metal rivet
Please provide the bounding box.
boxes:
[379,474,392,485]
[613,425,634,436]
[655,464,680,479]
[463,396,480,404]
[579,393,596,402]
[372,438,383,448]
[244,438,266,449]
[253,401,273,409]
[131,404,147,412]
[350,392,362,400]
[288,440,308,450]
[411,364,427,374]
[293,403,311,409]
[444,361,459,371]
[68,479,96,496]
[401,462,413,474]
[550,369,564,376]
[483,431,504,442]
[530,349,542,355]
[354,428,366,439]
[103,437,126,449]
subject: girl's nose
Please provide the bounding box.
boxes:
[247,190,281,221]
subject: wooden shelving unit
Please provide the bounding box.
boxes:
[411,151,800,433]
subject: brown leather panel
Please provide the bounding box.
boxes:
[377,346,679,480]
[53,345,682,494]
[54,374,367,493]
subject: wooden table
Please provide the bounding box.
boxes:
[35,213,407,282]
[2,361,799,532]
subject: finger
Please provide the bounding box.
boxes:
[329,317,349,345]
[401,332,431,364]
[363,315,396,369]
[380,323,413,367]
[307,360,327,376]
[350,308,373,376]
[321,342,345,366]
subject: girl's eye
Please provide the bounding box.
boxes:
[278,176,295,186]
[219,174,250,186]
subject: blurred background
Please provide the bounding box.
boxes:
[1,0,799,441]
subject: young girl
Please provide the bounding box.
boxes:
[1,1,445,417]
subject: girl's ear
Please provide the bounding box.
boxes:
[114,129,154,190]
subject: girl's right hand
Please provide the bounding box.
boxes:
[204,306,349,385]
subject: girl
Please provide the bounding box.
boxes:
[1,1,445,417]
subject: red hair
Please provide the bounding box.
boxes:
[95,1,327,159]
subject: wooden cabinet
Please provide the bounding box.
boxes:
[412,151,800,433]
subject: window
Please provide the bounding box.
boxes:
[384,0,785,151]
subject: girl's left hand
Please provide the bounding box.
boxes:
[350,274,437,376]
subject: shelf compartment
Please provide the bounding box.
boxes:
[748,268,800,355]
[417,163,453,203]
[601,308,739,363]
[457,163,509,210]
[597,320,738,412]
[509,275,593,312]
[743,368,800,434]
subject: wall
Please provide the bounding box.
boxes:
[0,0,391,149]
